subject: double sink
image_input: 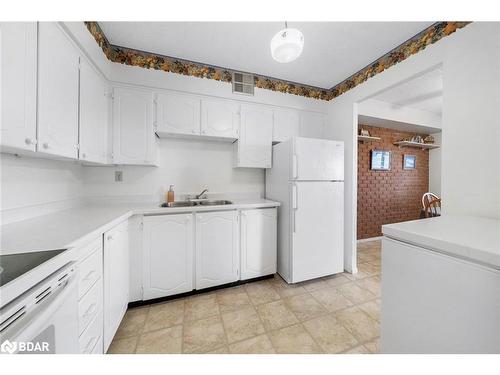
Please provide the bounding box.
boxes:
[160,200,233,208]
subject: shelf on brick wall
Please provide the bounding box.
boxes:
[393,141,440,150]
[358,135,381,142]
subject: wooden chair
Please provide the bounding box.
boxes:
[422,192,439,209]
[424,197,441,218]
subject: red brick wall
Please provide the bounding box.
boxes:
[357,125,429,240]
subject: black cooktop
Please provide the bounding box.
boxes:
[0,249,67,287]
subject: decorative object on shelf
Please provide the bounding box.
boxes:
[423,135,435,144]
[270,22,304,63]
[403,154,417,170]
[371,150,391,171]
[411,135,424,143]
[360,129,370,137]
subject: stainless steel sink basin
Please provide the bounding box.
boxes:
[160,200,232,207]
[197,200,233,206]
[160,201,197,207]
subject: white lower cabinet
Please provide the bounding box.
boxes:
[142,214,194,299]
[76,237,104,354]
[138,208,276,299]
[240,208,277,280]
[103,220,130,352]
[195,211,239,290]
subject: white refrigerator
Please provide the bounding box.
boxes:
[266,137,344,283]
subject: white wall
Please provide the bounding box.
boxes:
[441,23,500,219]
[428,132,442,196]
[325,22,500,273]
[358,98,442,129]
[82,138,264,202]
[0,154,84,223]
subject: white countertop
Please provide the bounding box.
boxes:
[0,199,279,255]
[382,215,500,269]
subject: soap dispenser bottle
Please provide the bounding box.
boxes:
[167,185,175,204]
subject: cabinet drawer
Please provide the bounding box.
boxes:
[79,309,103,354]
[78,245,103,299]
[79,279,103,335]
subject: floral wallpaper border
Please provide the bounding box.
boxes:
[85,21,470,101]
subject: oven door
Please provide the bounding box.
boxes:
[2,271,79,354]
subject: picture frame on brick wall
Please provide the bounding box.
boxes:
[403,154,417,170]
[371,150,391,171]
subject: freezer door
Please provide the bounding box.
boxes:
[292,137,344,181]
[290,181,344,283]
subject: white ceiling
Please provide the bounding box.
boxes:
[374,68,443,115]
[99,22,434,89]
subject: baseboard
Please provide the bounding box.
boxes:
[128,274,274,308]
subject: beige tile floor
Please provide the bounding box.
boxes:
[107,239,382,354]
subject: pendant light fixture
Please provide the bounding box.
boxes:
[270,21,304,63]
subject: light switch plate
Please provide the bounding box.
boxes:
[115,171,123,182]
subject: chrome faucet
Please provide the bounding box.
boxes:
[195,188,209,199]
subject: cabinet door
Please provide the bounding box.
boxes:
[273,108,300,143]
[143,214,194,299]
[299,111,325,139]
[79,58,108,164]
[195,211,239,289]
[240,208,277,280]
[235,104,273,168]
[37,22,79,158]
[103,221,129,351]
[156,93,200,136]
[200,100,239,139]
[112,87,155,165]
[0,22,37,152]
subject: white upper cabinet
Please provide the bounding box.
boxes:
[200,99,239,139]
[273,108,300,143]
[79,58,108,164]
[142,214,194,299]
[240,208,277,280]
[234,104,273,168]
[37,22,80,158]
[195,211,239,290]
[299,111,325,139]
[155,92,200,136]
[0,22,37,152]
[112,87,156,165]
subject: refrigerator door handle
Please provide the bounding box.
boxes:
[292,154,298,179]
[292,184,298,232]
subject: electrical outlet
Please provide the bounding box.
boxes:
[115,171,123,182]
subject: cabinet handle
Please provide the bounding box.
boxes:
[201,130,206,134]
[24,138,37,145]
[42,142,49,149]
[82,270,96,282]
[83,336,98,354]
[81,153,86,158]
[107,235,113,241]
[83,303,97,318]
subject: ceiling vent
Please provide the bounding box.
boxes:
[232,72,254,96]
